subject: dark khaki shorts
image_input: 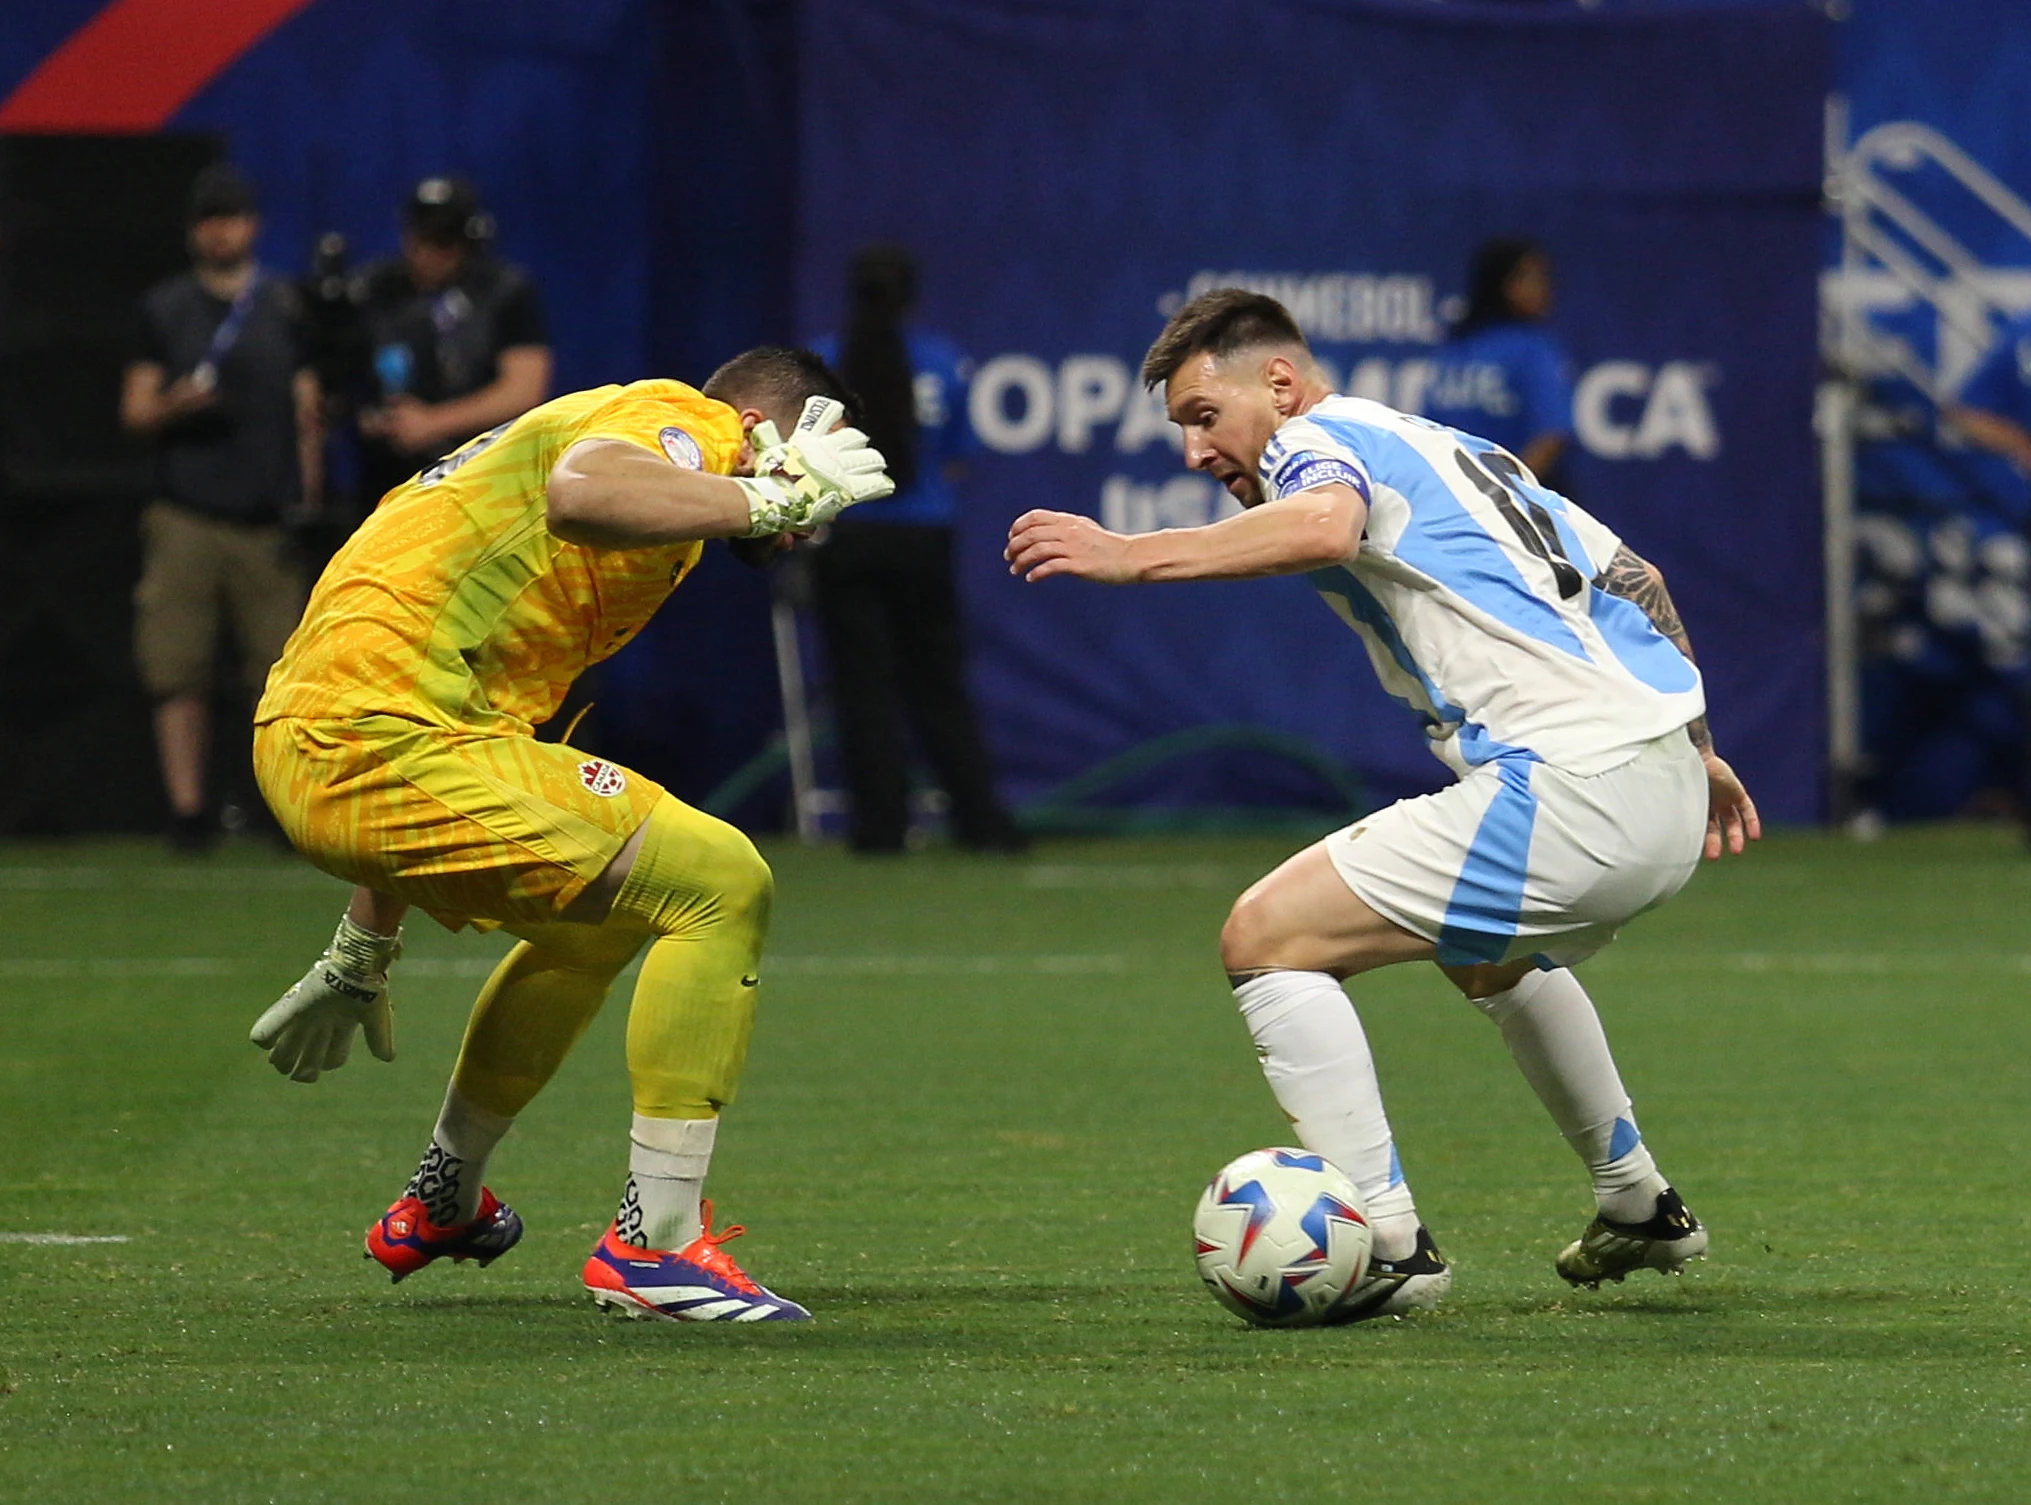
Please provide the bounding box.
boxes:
[134,501,306,699]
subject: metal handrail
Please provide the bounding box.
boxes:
[1822,115,2031,824]
[1835,118,2031,396]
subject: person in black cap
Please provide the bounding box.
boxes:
[121,162,320,852]
[351,176,552,504]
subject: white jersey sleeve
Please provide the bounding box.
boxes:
[1261,429,1373,504]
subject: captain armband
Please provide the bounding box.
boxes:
[1268,451,1371,502]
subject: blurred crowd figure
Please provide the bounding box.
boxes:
[1423,237,1575,493]
[121,166,554,851]
[121,165,317,852]
[809,245,1025,854]
[352,176,552,506]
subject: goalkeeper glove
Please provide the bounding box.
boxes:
[250,915,401,1082]
[734,395,895,536]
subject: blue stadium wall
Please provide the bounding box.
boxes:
[0,0,1905,832]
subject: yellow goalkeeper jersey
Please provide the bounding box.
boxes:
[257,380,744,736]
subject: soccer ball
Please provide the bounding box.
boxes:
[1192,1148,1372,1327]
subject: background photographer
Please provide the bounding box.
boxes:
[353,176,552,502]
[120,164,318,852]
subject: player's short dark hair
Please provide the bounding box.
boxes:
[1140,289,1310,391]
[703,345,860,426]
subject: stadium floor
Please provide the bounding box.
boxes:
[3,825,2028,1501]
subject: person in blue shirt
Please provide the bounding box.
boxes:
[1422,238,1575,491]
[809,245,1024,853]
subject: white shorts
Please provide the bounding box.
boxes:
[1324,733,1708,969]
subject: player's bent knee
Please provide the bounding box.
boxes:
[724,829,774,922]
[1219,889,1282,975]
[612,797,774,939]
[689,815,773,930]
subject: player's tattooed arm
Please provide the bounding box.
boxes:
[1597,544,1713,754]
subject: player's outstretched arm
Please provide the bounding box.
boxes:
[250,889,405,1082]
[549,398,892,548]
[548,440,758,546]
[1005,483,1366,584]
[1597,544,1761,859]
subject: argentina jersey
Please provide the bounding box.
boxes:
[1259,395,1703,777]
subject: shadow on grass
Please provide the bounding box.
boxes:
[391,1293,596,1314]
[1494,1281,1915,1320]
[316,1274,2015,1370]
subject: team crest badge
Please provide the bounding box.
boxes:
[658,426,704,470]
[578,759,628,797]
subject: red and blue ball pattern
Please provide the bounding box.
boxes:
[1192,1148,1372,1327]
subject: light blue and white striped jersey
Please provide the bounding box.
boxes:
[1259,394,1703,777]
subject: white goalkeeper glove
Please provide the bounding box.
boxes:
[734,395,895,536]
[250,915,401,1082]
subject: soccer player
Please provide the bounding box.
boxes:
[248,347,891,1322]
[1005,291,1758,1319]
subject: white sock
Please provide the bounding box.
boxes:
[1470,967,1666,1223]
[616,1114,719,1250]
[406,1086,515,1227]
[1233,970,1419,1259]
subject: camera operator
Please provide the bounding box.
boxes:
[353,176,551,503]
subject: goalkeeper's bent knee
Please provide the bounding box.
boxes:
[609,796,773,1120]
[608,796,774,945]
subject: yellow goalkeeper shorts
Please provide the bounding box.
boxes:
[253,714,668,930]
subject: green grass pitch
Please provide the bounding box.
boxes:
[3,824,2030,1501]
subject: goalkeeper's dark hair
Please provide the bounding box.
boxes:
[1140,288,1310,390]
[838,243,920,495]
[703,345,860,429]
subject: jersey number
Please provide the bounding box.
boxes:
[417,421,512,487]
[1452,450,1585,600]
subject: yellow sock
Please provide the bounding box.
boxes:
[413,918,646,1225]
[450,920,647,1119]
[608,796,773,1246]
[609,794,773,1119]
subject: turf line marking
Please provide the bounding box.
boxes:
[767,954,1128,975]
[0,957,243,978]
[1022,864,1248,890]
[4,950,2019,981]
[0,1233,131,1246]
[0,866,340,891]
[0,953,1127,979]
[0,955,513,979]
[1597,952,2031,975]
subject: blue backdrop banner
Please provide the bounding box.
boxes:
[796,0,1833,822]
[1830,0,2031,818]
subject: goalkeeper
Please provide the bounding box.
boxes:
[248,347,890,1323]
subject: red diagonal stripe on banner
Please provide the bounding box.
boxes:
[0,0,317,133]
